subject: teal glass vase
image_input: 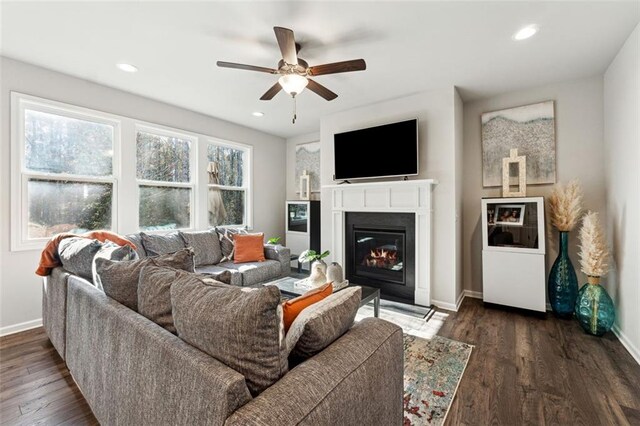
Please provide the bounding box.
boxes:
[548,231,578,318]
[575,277,616,336]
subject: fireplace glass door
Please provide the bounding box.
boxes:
[353,229,405,285]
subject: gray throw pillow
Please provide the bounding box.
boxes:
[171,278,287,396]
[215,227,248,262]
[58,237,103,281]
[138,266,225,334]
[140,232,185,256]
[286,286,362,362]
[179,230,223,266]
[95,248,195,311]
[92,242,139,290]
[125,233,147,259]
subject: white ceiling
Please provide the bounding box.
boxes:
[2,1,638,138]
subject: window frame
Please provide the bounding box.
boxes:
[10,92,255,252]
[135,124,198,232]
[206,138,253,229]
[11,92,121,251]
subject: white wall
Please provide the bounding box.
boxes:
[319,88,461,308]
[0,57,286,334]
[285,132,320,201]
[604,23,640,364]
[462,76,606,296]
[454,89,464,302]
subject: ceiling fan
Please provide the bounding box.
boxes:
[217,26,366,123]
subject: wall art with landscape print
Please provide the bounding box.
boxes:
[482,101,556,187]
[295,141,320,194]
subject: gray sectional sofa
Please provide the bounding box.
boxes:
[42,230,405,425]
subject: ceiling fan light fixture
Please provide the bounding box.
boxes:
[278,74,308,96]
[513,24,539,41]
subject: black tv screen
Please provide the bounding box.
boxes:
[333,119,418,180]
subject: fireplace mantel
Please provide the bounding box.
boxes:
[324,179,437,306]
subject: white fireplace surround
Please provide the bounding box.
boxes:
[324,179,437,306]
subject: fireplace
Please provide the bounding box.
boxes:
[345,212,415,304]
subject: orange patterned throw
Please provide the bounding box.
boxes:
[282,282,333,332]
[233,233,266,264]
[36,231,137,277]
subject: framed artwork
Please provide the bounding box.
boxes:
[482,101,556,187]
[494,204,525,226]
[295,142,320,193]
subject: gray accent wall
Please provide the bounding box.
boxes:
[0,57,286,334]
[462,76,607,299]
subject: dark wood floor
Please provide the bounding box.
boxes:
[1,298,639,425]
[441,298,640,426]
[0,328,97,425]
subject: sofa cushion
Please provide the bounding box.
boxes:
[95,248,195,311]
[286,286,361,362]
[215,227,248,262]
[233,233,265,264]
[179,230,222,266]
[138,265,226,333]
[125,233,147,259]
[217,260,281,286]
[171,278,288,396]
[58,237,103,281]
[140,232,185,256]
[194,264,238,285]
[92,242,139,290]
[282,283,333,332]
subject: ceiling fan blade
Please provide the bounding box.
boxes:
[274,26,298,65]
[260,82,282,100]
[307,79,338,101]
[308,59,366,76]
[217,61,277,74]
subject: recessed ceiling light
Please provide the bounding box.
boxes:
[252,112,265,117]
[116,63,138,73]
[513,25,539,41]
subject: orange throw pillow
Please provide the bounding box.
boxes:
[283,282,333,332]
[233,233,266,263]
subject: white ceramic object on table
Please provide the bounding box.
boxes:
[326,262,344,284]
[308,262,327,288]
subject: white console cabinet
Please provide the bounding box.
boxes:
[481,197,546,312]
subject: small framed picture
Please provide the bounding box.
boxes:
[494,204,525,226]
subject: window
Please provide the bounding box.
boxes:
[12,93,253,251]
[136,128,194,231]
[207,141,251,227]
[12,95,119,249]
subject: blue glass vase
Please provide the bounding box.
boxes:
[548,231,579,318]
[575,277,616,336]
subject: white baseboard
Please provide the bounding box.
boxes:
[431,299,459,312]
[0,318,43,337]
[464,290,483,300]
[612,325,640,366]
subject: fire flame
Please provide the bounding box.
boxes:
[364,248,399,268]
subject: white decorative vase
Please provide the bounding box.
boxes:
[311,259,327,275]
[326,262,343,284]
[308,262,327,288]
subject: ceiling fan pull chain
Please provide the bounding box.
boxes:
[292,95,297,124]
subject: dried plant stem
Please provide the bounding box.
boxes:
[578,211,610,277]
[548,179,583,232]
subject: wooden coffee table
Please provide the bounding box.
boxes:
[262,277,381,317]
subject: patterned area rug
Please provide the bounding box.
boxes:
[403,334,473,426]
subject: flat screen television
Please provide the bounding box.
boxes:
[333,118,418,181]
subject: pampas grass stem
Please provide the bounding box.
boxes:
[578,211,610,277]
[548,179,583,232]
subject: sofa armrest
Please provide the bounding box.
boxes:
[66,277,252,426]
[225,318,404,426]
[42,267,72,360]
[264,244,291,277]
